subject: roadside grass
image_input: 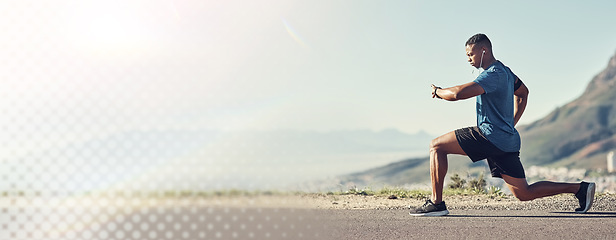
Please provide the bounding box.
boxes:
[330,185,506,200]
[334,186,431,199]
[314,173,509,200]
[2,190,613,201]
[3,170,612,200]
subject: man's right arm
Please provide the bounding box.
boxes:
[513,77,529,126]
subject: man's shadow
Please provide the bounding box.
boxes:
[446,212,616,218]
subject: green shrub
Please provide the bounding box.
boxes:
[468,173,487,193]
[448,173,466,189]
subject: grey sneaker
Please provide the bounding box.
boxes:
[409,200,449,216]
[574,181,595,213]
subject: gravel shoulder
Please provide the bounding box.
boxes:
[206,192,616,212]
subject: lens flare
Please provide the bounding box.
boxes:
[281,17,307,48]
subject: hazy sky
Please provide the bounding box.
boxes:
[2,1,616,191]
[2,0,616,139]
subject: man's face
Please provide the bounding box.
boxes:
[465,44,482,69]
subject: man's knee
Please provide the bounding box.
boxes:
[429,131,463,156]
[502,175,536,201]
[510,188,535,201]
[430,137,453,156]
[429,138,443,152]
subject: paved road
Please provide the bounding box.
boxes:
[322,209,616,239]
[86,206,614,240]
[3,203,614,239]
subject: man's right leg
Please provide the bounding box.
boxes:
[429,131,467,204]
[501,174,596,213]
[501,174,580,201]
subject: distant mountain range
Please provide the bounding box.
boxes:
[322,50,616,190]
[5,128,434,192]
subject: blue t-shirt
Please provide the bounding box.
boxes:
[473,61,520,152]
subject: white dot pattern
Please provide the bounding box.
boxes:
[2,195,327,239]
[0,1,328,239]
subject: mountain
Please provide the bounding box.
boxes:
[323,50,616,189]
[518,51,616,168]
[5,128,434,192]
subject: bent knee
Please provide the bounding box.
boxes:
[511,190,535,201]
[428,132,462,155]
[515,195,534,202]
[429,138,444,151]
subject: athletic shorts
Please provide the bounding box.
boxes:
[454,127,525,179]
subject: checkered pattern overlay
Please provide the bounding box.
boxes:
[1,194,326,239]
[0,1,327,239]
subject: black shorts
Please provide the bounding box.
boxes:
[454,127,525,179]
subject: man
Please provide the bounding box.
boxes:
[410,33,596,216]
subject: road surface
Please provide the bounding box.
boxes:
[2,197,615,239]
[322,209,616,239]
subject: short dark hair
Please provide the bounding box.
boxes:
[465,33,492,48]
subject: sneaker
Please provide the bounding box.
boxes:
[409,200,449,216]
[574,181,596,213]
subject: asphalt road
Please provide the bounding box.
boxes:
[3,204,615,239]
[322,209,616,240]
[81,206,615,240]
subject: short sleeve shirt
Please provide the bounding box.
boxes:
[473,61,520,152]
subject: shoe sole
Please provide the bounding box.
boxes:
[409,210,449,216]
[576,182,595,213]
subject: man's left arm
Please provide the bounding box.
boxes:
[513,77,529,126]
[431,82,485,101]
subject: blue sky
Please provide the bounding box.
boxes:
[258,0,616,135]
[2,1,615,137]
[143,0,616,136]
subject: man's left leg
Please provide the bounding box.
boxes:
[429,131,467,204]
[410,130,467,216]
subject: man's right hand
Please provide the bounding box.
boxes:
[431,84,441,99]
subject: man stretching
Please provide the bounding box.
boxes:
[410,33,595,216]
